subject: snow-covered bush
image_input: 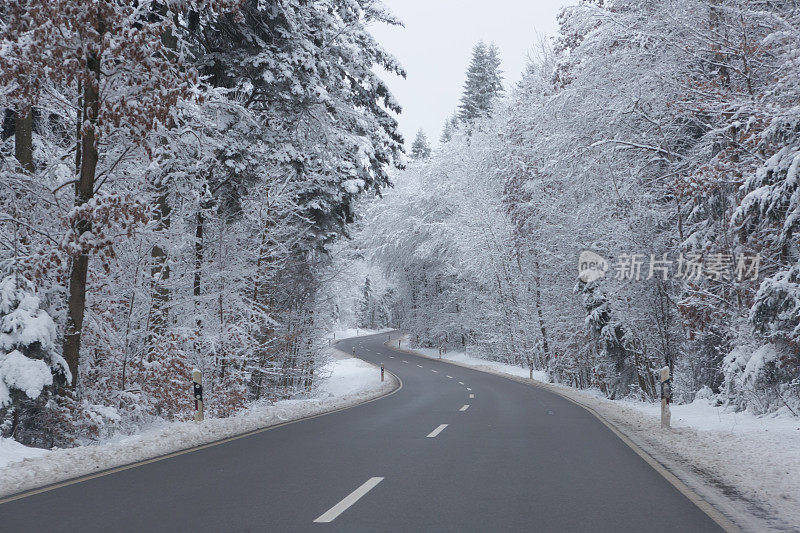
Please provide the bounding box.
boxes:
[722,344,800,415]
[0,275,70,446]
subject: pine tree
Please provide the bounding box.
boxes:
[410,130,432,160]
[358,277,374,328]
[458,41,504,123]
[440,115,458,143]
[733,118,800,346]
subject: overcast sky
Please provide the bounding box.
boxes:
[369,0,570,149]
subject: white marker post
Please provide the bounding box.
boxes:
[660,366,671,429]
[192,369,204,422]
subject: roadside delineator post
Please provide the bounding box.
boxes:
[192,369,204,422]
[381,363,385,382]
[438,347,441,359]
[352,346,356,356]
[529,368,533,379]
[660,366,672,429]
[398,339,401,348]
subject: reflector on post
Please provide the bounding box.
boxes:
[192,369,204,422]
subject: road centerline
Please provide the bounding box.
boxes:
[426,424,448,438]
[460,405,469,411]
[313,477,384,523]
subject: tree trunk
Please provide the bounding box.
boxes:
[148,189,171,345]
[194,208,204,300]
[14,105,33,172]
[532,257,550,361]
[147,22,180,347]
[63,51,101,388]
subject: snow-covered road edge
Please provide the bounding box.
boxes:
[399,340,799,533]
[0,341,399,500]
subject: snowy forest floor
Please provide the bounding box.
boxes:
[405,339,800,532]
[0,329,397,499]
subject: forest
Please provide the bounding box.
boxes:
[355,0,800,417]
[1,0,799,451]
[0,0,404,446]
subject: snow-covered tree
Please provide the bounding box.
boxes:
[440,115,458,144]
[410,130,432,160]
[458,41,503,124]
[0,275,70,445]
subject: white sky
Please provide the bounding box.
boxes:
[369,0,570,149]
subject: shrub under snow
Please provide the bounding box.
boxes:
[0,275,70,445]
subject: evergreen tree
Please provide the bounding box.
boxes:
[410,130,432,160]
[358,277,374,328]
[191,1,405,250]
[440,115,458,143]
[0,275,70,446]
[458,41,504,123]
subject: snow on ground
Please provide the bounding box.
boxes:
[407,339,800,532]
[0,332,397,499]
[413,346,549,382]
[587,391,800,532]
[325,327,392,341]
[0,437,49,469]
[317,353,389,398]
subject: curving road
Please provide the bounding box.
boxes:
[0,332,724,532]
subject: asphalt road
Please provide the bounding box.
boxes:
[0,332,724,532]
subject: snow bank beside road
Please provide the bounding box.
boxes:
[325,327,392,341]
[0,346,397,499]
[412,346,549,382]
[404,340,800,531]
[0,438,49,469]
[587,391,800,532]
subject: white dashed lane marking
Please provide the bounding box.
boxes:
[313,477,384,523]
[460,405,470,412]
[426,424,448,438]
